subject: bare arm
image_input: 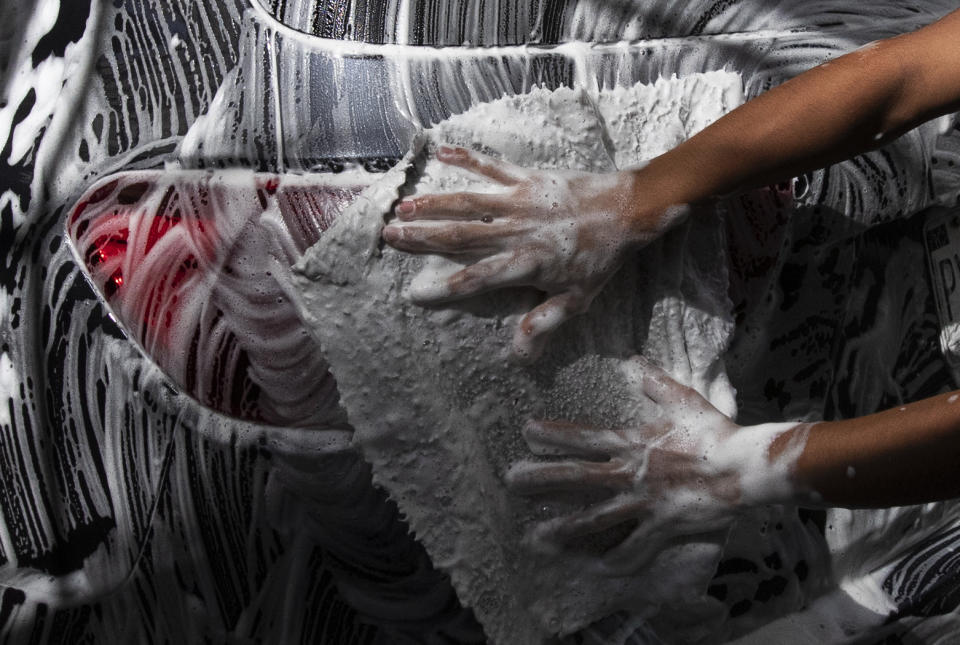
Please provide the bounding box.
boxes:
[385,12,960,554]
[507,363,960,570]
[385,10,960,359]
[627,8,960,230]
[774,390,960,508]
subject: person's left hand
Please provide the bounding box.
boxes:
[382,146,686,361]
[505,358,802,575]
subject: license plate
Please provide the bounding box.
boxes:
[924,205,960,365]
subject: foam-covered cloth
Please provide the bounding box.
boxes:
[289,72,775,643]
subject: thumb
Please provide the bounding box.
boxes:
[511,290,589,363]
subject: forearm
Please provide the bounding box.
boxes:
[636,42,911,209]
[770,391,960,508]
[624,9,960,229]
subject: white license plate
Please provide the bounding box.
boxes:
[924,205,960,365]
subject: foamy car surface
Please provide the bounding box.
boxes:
[4,0,960,643]
[66,169,368,428]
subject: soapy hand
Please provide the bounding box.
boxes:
[381,146,687,361]
[505,358,804,575]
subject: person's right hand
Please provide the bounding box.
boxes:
[382,146,689,361]
[504,358,806,574]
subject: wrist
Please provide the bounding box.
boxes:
[729,422,812,507]
[619,166,694,247]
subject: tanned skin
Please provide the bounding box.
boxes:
[384,9,960,524]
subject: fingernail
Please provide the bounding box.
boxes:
[520,420,545,441]
[382,225,402,242]
[408,282,449,303]
[395,200,414,216]
[524,528,562,555]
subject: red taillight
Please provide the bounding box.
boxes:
[67,170,369,427]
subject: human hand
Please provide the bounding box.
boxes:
[382,146,688,361]
[505,358,804,575]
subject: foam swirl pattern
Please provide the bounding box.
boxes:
[0,0,959,642]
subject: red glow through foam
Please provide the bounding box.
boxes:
[67,170,368,426]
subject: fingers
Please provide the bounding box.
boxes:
[597,516,731,576]
[593,527,665,576]
[390,146,526,221]
[393,190,513,221]
[436,145,525,186]
[505,459,631,495]
[512,290,590,363]
[408,253,535,303]
[520,419,626,457]
[630,356,699,407]
[383,219,515,255]
[529,496,641,545]
[663,297,695,384]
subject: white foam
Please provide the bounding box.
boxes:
[0,353,18,427]
[291,72,829,644]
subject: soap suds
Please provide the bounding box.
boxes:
[0,353,18,427]
[386,147,653,361]
[289,73,822,644]
[506,358,808,580]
